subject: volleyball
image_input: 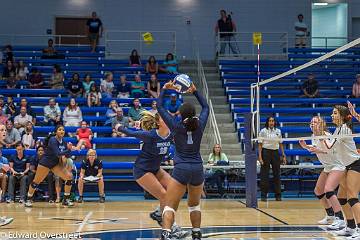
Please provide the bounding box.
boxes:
[174,74,192,93]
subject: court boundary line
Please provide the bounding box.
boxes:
[238,200,289,225]
[76,211,93,234]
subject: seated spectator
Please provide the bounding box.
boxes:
[16,60,29,80]
[6,72,17,89]
[14,106,33,134]
[7,143,30,203]
[43,98,62,126]
[301,73,319,98]
[0,149,10,202]
[28,145,56,203]
[104,100,118,125]
[21,121,36,149]
[164,93,181,116]
[3,45,14,63]
[42,39,57,59]
[145,56,159,74]
[16,99,36,125]
[2,60,15,79]
[131,74,145,98]
[111,108,129,137]
[0,96,6,113]
[0,108,8,125]
[352,74,360,98]
[129,49,141,66]
[117,75,131,99]
[147,74,160,98]
[87,83,101,107]
[5,96,16,118]
[63,98,83,129]
[50,64,64,89]
[4,121,20,148]
[67,73,83,98]
[100,72,115,98]
[28,68,44,89]
[128,98,144,124]
[76,121,93,150]
[205,144,229,197]
[149,100,158,115]
[77,149,105,203]
[82,74,95,97]
[161,53,178,73]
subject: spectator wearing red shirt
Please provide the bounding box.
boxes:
[75,121,93,150]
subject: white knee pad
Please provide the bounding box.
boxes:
[188,204,201,213]
[162,206,175,217]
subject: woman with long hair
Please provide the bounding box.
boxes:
[158,81,209,240]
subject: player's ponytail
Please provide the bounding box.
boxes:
[140,111,159,131]
[179,102,199,132]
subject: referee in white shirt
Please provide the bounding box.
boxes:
[258,117,286,201]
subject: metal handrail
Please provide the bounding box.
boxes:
[0,34,90,46]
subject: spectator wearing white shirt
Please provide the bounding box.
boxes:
[63,98,83,136]
[258,117,286,201]
[43,98,61,126]
[294,14,309,48]
[14,107,33,134]
[100,72,115,98]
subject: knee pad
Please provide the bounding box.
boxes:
[30,182,39,189]
[325,191,335,199]
[162,206,175,217]
[339,198,348,205]
[348,198,359,207]
[65,180,73,186]
[316,193,325,200]
[188,204,201,213]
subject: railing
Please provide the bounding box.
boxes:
[287,36,352,49]
[0,34,90,46]
[105,30,176,59]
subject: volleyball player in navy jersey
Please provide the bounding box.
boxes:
[25,125,75,207]
[158,82,209,240]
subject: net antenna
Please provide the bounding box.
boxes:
[250,37,360,143]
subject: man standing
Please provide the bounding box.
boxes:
[87,11,103,53]
[294,14,309,48]
[215,10,238,55]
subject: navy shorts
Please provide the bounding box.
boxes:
[346,159,360,173]
[171,163,204,186]
[39,158,59,169]
[133,166,160,180]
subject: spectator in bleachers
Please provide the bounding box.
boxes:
[50,65,64,89]
[7,143,30,203]
[6,72,17,89]
[301,73,319,98]
[164,93,181,116]
[0,96,6,114]
[215,10,238,55]
[161,53,178,74]
[43,98,61,126]
[16,99,35,125]
[149,100,158,115]
[145,56,159,74]
[205,144,229,197]
[128,98,144,124]
[28,68,44,89]
[82,74,95,97]
[87,83,101,107]
[2,60,16,79]
[3,45,14,63]
[131,74,145,98]
[77,149,105,203]
[67,73,84,98]
[14,107,33,134]
[28,145,56,203]
[63,98,83,131]
[5,97,16,119]
[104,100,118,125]
[147,74,160,98]
[4,121,20,149]
[15,61,29,80]
[0,108,8,125]
[100,72,115,98]
[111,108,129,137]
[352,74,360,98]
[21,121,36,149]
[117,75,131,99]
[42,39,57,59]
[75,121,93,150]
[129,49,141,66]
[0,149,10,202]
[294,14,309,48]
[87,11,103,53]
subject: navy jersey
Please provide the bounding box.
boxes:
[81,159,103,176]
[118,127,172,172]
[157,90,209,164]
[40,136,71,168]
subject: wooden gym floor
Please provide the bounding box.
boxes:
[0,199,339,239]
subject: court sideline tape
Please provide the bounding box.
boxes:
[76,211,93,234]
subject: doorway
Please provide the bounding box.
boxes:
[55,17,89,45]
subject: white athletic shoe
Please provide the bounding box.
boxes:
[327,217,346,230]
[333,227,356,236]
[0,216,13,226]
[171,224,190,239]
[318,215,335,225]
[347,228,360,240]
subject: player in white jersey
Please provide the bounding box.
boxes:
[299,116,345,226]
